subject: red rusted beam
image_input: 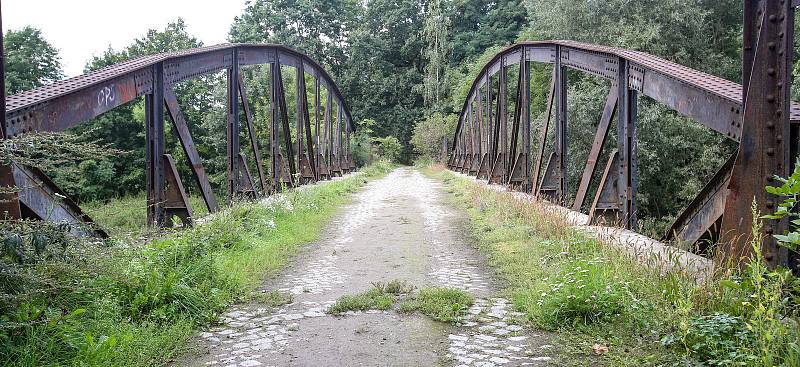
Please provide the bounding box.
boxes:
[573,87,618,212]
[721,0,794,267]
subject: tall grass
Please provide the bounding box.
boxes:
[0,162,393,366]
[423,165,800,366]
[82,194,209,237]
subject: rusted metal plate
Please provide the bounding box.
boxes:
[720,0,794,267]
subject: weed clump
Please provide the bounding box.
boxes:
[398,287,474,323]
[328,280,414,315]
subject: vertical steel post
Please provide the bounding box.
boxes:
[296,65,304,173]
[146,62,166,227]
[227,49,241,200]
[269,61,280,190]
[523,47,532,192]
[499,56,508,180]
[721,0,794,267]
[617,59,638,229]
[314,78,321,175]
[336,103,343,170]
[325,91,333,166]
[555,47,568,204]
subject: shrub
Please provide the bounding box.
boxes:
[410,113,457,160]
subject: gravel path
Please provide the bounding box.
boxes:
[178,168,554,366]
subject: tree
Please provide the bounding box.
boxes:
[228,0,356,77]
[4,26,63,95]
[423,0,451,111]
[340,0,427,162]
[447,0,527,67]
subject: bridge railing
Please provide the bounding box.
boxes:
[0,44,357,234]
[449,1,798,269]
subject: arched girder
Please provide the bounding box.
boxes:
[4,43,355,137]
[453,40,800,152]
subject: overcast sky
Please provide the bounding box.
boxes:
[4,0,249,77]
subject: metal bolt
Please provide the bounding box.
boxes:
[767,120,775,128]
[770,14,777,22]
[768,68,776,76]
[777,135,783,143]
[767,147,775,155]
[769,41,776,49]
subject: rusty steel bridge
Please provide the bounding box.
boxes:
[0,1,797,270]
[449,1,799,269]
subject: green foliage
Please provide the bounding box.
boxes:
[81,194,208,237]
[0,165,388,366]
[537,260,629,328]
[339,0,426,159]
[398,287,474,323]
[228,0,355,77]
[4,26,63,95]
[422,0,452,111]
[763,159,800,251]
[664,313,755,366]
[372,136,403,163]
[410,113,457,160]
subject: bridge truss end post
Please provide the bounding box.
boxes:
[721,0,796,269]
[146,62,166,228]
[227,49,241,202]
[616,58,638,230]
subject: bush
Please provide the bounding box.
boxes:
[372,136,403,163]
[410,113,457,160]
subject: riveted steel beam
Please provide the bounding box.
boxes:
[721,0,795,267]
[227,51,241,200]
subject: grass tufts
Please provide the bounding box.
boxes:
[398,287,474,323]
[328,280,414,315]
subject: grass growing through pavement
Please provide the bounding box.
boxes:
[398,287,474,323]
[1,162,393,367]
[328,280,415,315]
[329,281,473,325]
[422,165,800,366]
